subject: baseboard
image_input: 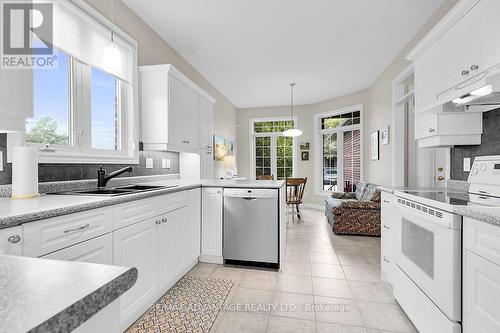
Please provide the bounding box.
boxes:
[199,255,223,264]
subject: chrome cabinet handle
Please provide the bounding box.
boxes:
[8,235,21,244]
[383,200,390,203]
[470,64,479,71]
[64,224,90,233]
[242,197,258,201]
[383,257,390,263]
[155,220,161,225]
[206,145,212,149]
[162,218,168,224]
[428,128,435,133]
[182,140,190,144]
[383,224,390,229]
[461,70,470,76]
[207,151,212,155]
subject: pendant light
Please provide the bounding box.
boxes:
[283,83,303,137]
[102,0,122,72]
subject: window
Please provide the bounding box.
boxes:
[26,50,70,145]
[251,119,296,180]
[14,0,139,164]
[315,106,362,194]
[91,67,119,150]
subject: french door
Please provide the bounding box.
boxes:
[320,128,360,192]
[254,134,295,180]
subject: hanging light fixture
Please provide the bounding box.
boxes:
[283,83,303,137]
[102,0,122,72]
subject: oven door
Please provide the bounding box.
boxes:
[394,198,462,321]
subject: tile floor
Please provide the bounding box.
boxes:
[187,208,417,333]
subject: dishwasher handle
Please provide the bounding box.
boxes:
[242,197,258,201]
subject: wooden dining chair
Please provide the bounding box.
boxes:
[286,177,307,220]
[256,175,274,180]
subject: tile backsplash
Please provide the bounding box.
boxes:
[0,134,179,185]
[451,108,500,181]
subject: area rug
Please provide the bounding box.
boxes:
[128,275,234,333]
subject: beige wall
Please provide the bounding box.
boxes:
[365,0,459,186]
[238,90,369,207]
[238,0,459,206]
[83,0,238,152]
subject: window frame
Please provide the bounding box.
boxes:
[9,0,139,165]
[249,116,298,180]
[314,104,364,195]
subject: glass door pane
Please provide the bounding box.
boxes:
[255,136,272,177]
[343,129,361,192]
[276,136,293,180]
[322,133,338,191]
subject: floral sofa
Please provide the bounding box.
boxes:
[324,182,381,237]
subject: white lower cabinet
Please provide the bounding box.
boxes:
[15,188,201,332]
[200,187,223,264]
[464,217,500,333]
[42,233,112,265]
[114,217,159,331]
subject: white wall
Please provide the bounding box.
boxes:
[83,0,238,162]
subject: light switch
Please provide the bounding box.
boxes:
[0,151,3,172]
[145,158,154,169]
[463,157,471,172]
[166,159,171,169]
[161,158,167,168]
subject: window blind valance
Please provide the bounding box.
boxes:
[51,0,136,82]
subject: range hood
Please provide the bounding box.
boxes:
[427,67,500,113]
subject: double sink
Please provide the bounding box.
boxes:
[49,184,178,197]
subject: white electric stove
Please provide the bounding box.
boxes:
[393,155,500,333]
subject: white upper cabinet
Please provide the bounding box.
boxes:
[407,0,495,147]
[0,69,33,132]
[199,97,214,150]
[478,0,500,72]
[140,64,215,153]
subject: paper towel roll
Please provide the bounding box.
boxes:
[11,147,39,199]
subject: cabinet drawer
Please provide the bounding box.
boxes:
[114,191,188,229]
[381,192,394,212]
[41,233,113,265]
[381,248,394,283]
[0,226,23,256]
[464,217,500,266]
[23,208,114,257]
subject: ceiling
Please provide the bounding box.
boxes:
[124,0,444,108]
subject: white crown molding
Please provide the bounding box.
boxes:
[139,64,216,104]
[405,0,480,61]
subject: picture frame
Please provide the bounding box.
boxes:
[301,151,309,161]
[381,126,390,145]
[300,142,310,150]
[371,131,379,161]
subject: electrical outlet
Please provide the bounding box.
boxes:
[161,158,167,169]
[0,151,3,172]
[145,158,154,169]
[166,159,171,169]
[463,157,471,172]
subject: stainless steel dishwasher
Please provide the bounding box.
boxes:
[223,188,279,267]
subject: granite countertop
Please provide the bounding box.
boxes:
[0,255,137,333]
[454,206,500,226]
[0,177,285,229]
[0,179,201,229]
